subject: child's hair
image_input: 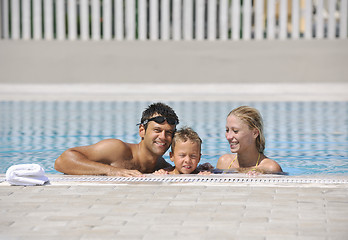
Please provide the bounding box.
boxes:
[171,127,202,152]
[228,106,265,153]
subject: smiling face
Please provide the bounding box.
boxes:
[225,114,259,154]
[170,140,201,174]
[139,116,176,157]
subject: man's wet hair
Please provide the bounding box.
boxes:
[140,102,179,129]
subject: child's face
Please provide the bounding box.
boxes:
[170,140,201,174]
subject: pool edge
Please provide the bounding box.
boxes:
[1,174,348,188]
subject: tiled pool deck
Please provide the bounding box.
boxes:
[1,174,348,240]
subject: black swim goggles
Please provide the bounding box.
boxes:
[138,116,178,126]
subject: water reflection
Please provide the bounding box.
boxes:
[0,101,347,175]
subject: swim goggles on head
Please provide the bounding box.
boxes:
[139,116,178,126]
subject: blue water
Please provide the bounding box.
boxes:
[0,101,347,175]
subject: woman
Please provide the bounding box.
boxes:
[217,106,282,175]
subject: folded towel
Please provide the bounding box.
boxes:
[6,164,49,186]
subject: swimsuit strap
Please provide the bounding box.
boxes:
[227,155,238,169]
[228,153,261,170]
[255,153,261,167]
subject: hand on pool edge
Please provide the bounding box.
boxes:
[245,170,261,177]
[152,169,169,175]
[108,168,145,177]
[198,171,211,175]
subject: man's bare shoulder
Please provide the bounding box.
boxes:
[95,139,128,148]
[88,139,133,161]
[68,139,128,155]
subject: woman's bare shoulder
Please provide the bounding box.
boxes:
[217,154,237,169]
[259,157,283,173]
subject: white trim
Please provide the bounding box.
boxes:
[0,83,347,102]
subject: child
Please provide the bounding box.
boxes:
[153,127,211,175]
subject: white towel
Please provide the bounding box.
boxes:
[6,164,49,186]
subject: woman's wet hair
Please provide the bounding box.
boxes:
[228,106,265,153]
[141,102,179,129]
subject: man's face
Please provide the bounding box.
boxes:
[140,115,176,156]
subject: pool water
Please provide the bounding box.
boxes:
[0,101,347,175]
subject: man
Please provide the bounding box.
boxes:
[54,102,179,177]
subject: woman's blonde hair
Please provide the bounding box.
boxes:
[228,106,265,153]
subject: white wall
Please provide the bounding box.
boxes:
[1,40,347,84]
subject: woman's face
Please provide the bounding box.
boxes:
[225,114,258,153]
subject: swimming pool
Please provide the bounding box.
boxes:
[0,101,347,175]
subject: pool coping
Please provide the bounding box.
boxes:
[1,83,348,102]
[1,174,348,188]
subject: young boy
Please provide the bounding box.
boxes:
[153,127,211,175]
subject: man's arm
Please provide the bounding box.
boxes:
[54,139,143,177]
